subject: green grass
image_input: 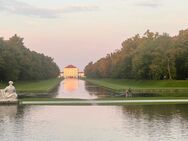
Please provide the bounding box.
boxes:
[84,78,188,94]
[97,97,188,100]
[0,78,62,93]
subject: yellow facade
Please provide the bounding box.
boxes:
[63,65,79,78]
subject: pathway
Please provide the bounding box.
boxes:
[20,99,188,105]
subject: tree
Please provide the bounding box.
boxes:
[0,35,60,81]
[84,29,188,80]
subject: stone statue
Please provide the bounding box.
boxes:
[0,81,17,100]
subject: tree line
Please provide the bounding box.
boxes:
[84,29,188,80]
[0,34,60,81]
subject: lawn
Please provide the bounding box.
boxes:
[84,78,188,93]
[0,78,62,93]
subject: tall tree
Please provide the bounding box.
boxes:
[84,29,188,80]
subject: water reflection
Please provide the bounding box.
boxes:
[64,79,78,92]
[0,105,188,141]
[55,79,111,99]
[84,81,113,97]
[120,105,188,141]
[122,104,188,123]
[0,105,18,120]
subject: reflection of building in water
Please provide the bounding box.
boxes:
[63,79,78,92]
[60,65,85,78]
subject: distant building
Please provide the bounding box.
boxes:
[59,72,64,77]
[60,65,85,78]
[78,72,85,78]
[63,65,79,78]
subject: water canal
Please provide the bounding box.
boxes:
[0,79,188,141]
[55,79,112,99]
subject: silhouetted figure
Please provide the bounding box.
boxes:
[124,88,132,98]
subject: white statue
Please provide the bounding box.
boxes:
[3,81,17,99]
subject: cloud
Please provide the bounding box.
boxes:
[134,0,162,8]
[0,0,99,18]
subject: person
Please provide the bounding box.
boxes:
[4,81,17,99]
[127,88,132,97]
[128,88,132,95]
[124,89,128,98]
[124,88,132,98]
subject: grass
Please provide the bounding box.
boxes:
[0,78,62,93]
[97,97,188,100]
[84,78,188,94]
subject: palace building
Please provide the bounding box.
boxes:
[61,65,85,78]
[63,65,79,78]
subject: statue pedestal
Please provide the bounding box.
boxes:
[0,99,18,104]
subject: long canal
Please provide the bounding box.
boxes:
[0,79,188,141]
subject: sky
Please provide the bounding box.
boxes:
[0,0,188,71]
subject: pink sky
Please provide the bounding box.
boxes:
[1,0,188,70]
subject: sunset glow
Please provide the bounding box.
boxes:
[1,0,188,70]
